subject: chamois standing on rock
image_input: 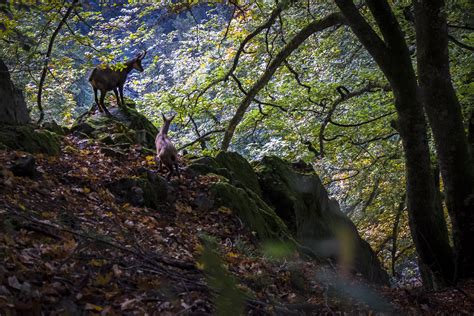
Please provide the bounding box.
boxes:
[155,114,180,180]
[89,50,147,115]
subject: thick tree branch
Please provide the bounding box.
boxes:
[334,0,388,67]
[221,12,344,150]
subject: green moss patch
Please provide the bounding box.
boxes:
[0,125,61,155]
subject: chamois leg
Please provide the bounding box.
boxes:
[99,90,112,116]
[113,88,121,107]
[90,87,100,113]
[165,162,174,180]
[119,85,125,107]
[158,159,163,173]
[174,162,180,178]
[89,87,100,114]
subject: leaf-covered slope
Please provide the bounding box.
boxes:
[1,134,473,314]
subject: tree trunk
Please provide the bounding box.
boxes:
[0,59,30,125]
[395,86,455,287]
[334,0,455,287]
[414,0,474,280]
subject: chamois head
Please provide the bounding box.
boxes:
[160,113,176,135]
[132,50,147,72]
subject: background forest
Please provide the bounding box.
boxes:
[1,0,473,313]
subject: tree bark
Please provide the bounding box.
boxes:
[334,0,455,287]
[390,195,405,277]
[37,0,79,124]
[0,59,30,125]
[414,0,474,280]
[220,13,344,151]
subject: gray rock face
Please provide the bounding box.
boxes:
[256,156,389,285]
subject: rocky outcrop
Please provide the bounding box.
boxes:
[189,152,389,285]
[190,152,292,242]
[211,181,293,241]
[71,102,158,150]
[256,156,389,285]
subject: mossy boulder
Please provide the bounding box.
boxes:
[71,102,157,149]
[0,125,61,155]
[188,152,261,196]
[107,171,167,209]
[255,156,389,285]
[210,181,292,242]
[43,121,68,136]
[188,156,233,180]
[215,152,262,196]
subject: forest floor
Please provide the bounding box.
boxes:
[1,135,474,315]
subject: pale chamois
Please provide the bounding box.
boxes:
[155,114,180,180]
[88,50,147,115]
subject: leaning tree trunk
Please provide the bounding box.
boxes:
[414,0,474,280]
[334,0,455,288]
[0,58,30,125]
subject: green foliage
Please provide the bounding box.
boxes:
[199,235,245,316]
[1,0,472,284]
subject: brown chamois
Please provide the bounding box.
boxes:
[88,50,147,115]
[155,114,180,180]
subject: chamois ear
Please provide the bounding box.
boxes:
[170,114,176,121]
[161,113,166,121]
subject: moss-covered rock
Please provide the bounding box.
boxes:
[211,181,292,242]
[188,159,234,182]
[71,101,158,149]
[255,156,389,285]
[107,171,167,209]
[43,121,68,136]
[188,152,262,196]
[0,125,61,155]
[215,152,262,196]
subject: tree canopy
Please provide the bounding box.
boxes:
[1,0,473,289]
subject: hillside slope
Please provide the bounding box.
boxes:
[1,108,473,314]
